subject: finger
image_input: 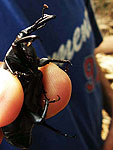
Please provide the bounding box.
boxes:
[0,68,24,127]
[0,63,72,127]
[39,63,72,119]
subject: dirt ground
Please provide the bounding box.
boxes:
[93,0,113,37]
[92,0,113,141]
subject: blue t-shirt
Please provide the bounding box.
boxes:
[0,0,103,150]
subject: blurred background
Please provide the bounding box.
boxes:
[92,0,113,141]
[93,0,113,36]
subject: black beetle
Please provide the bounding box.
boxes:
[1,4,74,149]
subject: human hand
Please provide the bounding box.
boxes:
[39,63,72,118]
[0,62,72,143]
[103,120,113,150]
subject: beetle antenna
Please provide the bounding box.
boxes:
[42,4,49,18]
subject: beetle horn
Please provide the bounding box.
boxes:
[42,4,49,18]
[20,5,56,36]
[14,35,39,45]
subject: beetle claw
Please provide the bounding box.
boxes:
[49,95,61,103]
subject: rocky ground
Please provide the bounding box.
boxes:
[93,0,113,37]
[92,0,113,141]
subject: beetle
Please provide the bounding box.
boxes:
[1,4,75,149]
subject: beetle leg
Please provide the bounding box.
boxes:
[39,58,72,73]
[29,97,49,123]
[29,94,60,123]
[42,121,76,138]
[39,58,72,66]
[41,92,76,138]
